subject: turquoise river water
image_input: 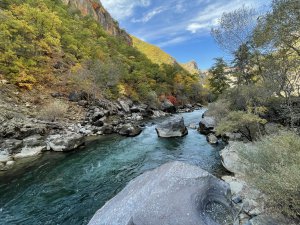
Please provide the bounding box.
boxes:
[0,109,227,225]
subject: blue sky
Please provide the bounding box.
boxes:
[101,0,271,70]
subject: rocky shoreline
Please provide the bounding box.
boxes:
[198,113,296,225]
[0,92,202,172]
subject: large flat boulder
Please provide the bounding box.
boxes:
[155,116,188,137]
[88,161,233,225]
[46,133,85,152]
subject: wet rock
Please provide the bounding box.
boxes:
[14,146,45,159]
[46,133,85,152]
[207,133,218,144]
[198,116,216,135]
[161,99,176,113]
[88,161,233,225]
[156,116,188,138]
[118,123,142,137]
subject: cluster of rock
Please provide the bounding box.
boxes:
[219,143,293,225]
[88,161,234,225]
[0,90,202,171]
[0,117,86,170]
[198,112,242,145]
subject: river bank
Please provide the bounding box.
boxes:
[0,82,203,172]
[0,109,228,225]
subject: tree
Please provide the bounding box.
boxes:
[232,43,257,85]
[211,7,257,54]
[208,58,229,97]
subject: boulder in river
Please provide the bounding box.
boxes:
[46,133,85,152]
[198,116,216,135]
[88,161,233,225]
[155,115,188,138]
[118,123,142,137]
[207,133,218,144]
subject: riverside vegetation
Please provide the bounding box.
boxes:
[205,0,300,221]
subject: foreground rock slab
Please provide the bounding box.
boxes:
[88,161,233,225]
[155,115,188,137]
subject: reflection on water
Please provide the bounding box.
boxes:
[0,109,227,225]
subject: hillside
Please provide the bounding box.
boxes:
[0,0,203,104]
[180,61,201,75]
[132,36,201,75]
[131,36,177,65]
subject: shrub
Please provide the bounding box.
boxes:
[216,111,267,141]
[236,131,300,219]
[40,101,68,122]
[206,99,230,124]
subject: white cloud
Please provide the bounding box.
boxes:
[185,0,268,33]
[132,7,166,23]
[156,36,189,47]
[101,0,151,20]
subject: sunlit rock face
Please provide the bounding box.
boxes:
[61,0,132,45]
[88,161,234,225]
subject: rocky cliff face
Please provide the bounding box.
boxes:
[62,0,132,45]
[180,61,200,75]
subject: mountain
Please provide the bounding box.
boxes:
[180,61,201,75]
[62,0,132,45]
[131,36,177,66]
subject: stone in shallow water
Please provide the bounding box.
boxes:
[155,116,188,138]
[88,161,234,225]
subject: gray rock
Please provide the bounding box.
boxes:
[88,161,233,225]
[101,125,114,135]
[248,215,294,225]
[46,133,85,152]
[161,99,176,113]
[223,132,243,142]
[118,124,142,137]
[14,146,45,159]
[118,99,133,113]
[156,116,188,138]
[198,116,216,135]
[207,133,218,144]
[1,139,23,154]
[22,135,44,147]
[220,142,247,175]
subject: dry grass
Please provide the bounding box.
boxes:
[236,131,300,219]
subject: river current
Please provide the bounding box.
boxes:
[0,109,227,225]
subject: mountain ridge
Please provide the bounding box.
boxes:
[61,0,132,45]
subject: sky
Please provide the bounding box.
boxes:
[101,0,271,70]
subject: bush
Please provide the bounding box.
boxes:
[40,101,68,122]
[206,99,230,124]
[236,131,300,219]
[216,111,267,141]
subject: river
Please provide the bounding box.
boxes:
[0,109,227,225]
